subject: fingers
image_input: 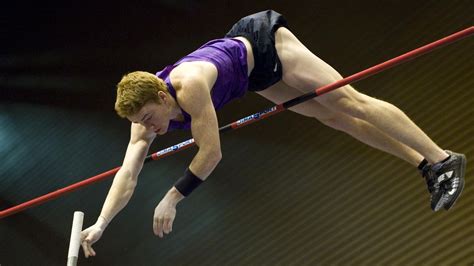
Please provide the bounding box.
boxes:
[86,236,97,257]
[163,217,174,234]
[81,239,96,258]
[80,232,97,259]
[153,216,174,238]
[80,232,90,258]
[163,218,170,234]
[156,217,164,238]
[153,217,160,237]
[89,245,96,257]
[81,240,88,258]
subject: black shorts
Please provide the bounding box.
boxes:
[225,10,289,91]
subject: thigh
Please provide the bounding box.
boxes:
[256,81,339,121]
[274,27,366,109]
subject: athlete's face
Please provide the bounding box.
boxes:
[127,98,171,136]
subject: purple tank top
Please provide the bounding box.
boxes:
[156,38,249,132]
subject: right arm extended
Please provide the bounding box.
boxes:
[81,122,155,258]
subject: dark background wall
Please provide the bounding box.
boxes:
[1,1,473,265]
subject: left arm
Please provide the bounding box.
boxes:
[180,78,222,179]
[153,76,222,237]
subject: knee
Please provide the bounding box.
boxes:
[327,92,368,120]
[340,98,366,119]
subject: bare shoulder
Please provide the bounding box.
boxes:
[170,61,217,94]
[168,62,217,114]
[130,122,155,144]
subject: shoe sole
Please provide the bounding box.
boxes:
[444,153,466,210]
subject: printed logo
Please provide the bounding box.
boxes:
[236,106,277,126]
[437,170,453,183]
[156,139,195,156]
[447,178,459,195]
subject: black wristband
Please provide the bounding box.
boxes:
[174,168,203,197]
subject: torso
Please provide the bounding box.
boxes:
[155,37,255,131]
[170,37,254,93]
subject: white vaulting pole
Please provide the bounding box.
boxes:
[67,211,84,266]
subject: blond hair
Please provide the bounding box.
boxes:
[115,71,168,118]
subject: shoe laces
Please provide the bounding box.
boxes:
[440,180,453,191]
[422,165,456,194]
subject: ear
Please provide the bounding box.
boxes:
[157,91,167,103]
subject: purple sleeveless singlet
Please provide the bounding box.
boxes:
[156,38,249,132]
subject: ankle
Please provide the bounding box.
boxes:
[437,155,451,165]
[428,150,450,165]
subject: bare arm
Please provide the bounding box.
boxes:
[81,123,155,257]
[180,78,222,179]
[97,123,155,228]
[159,75,222,202]
[152,75,222,238]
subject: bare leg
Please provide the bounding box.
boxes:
[257,82,424,166]
[274,27,448,164]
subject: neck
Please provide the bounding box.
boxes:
[168,94,183,121]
